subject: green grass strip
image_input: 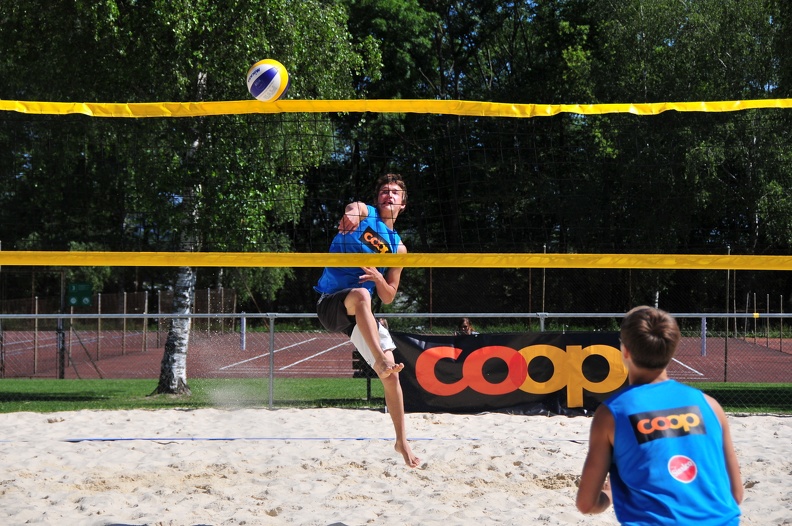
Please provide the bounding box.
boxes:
[0,378,788,414]
[0,378,384,413]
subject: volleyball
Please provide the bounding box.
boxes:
[246,59,290,102]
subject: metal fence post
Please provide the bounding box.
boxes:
[97,293,102,360]
[268,314,276,409]
[240,312,246,351]
[34,296,38,374]
[157,290,162,348]
[122,291,127,355]
[701,317,707,356]
[57,271,65,379]
[143,292,148,353]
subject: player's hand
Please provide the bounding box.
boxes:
[359,267,383,285]
[338,211,361,234]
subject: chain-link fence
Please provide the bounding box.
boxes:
[0,311,789,412]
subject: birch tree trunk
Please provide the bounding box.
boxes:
[150,69,207,396]
[151,182,200,396]
[151,266,196,395]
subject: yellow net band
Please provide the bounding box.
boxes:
[1,251,790,270]
[2,98,792,118]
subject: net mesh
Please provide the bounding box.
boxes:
[0,101,790,410]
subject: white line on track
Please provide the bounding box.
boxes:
[219,338,319,370]
[278,341,352,371]
[671,357,704,376]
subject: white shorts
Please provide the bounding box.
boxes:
[350,322,396,368]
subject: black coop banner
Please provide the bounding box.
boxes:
[392,332,627,415]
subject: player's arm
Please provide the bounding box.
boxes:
[705,394,744,504]
[361,243,406,304]
[576,404,614,515]
[339,202,368,233]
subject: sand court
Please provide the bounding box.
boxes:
[0,408,789,525]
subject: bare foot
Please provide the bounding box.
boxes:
[395,439,421,468]
[375,361,404,379]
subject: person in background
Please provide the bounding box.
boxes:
[576,306,743,524]
[456,317,478,335]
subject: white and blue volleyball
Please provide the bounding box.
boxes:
[246,59,290,102]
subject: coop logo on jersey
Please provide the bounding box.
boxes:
[360,227,392,253]
[668,455,698,483]
[629,405,706,444]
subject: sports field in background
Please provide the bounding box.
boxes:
[1,328,790,413]
[3,329,791,382]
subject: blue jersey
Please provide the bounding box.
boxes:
[605,380,740,526]
[314,205,402,296]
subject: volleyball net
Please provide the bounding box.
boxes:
[1,97,791,410]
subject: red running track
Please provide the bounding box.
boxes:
[2,331,790,383]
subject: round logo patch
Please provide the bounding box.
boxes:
[668,455,697,483]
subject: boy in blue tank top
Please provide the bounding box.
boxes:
[576,306,743,524]
[314,174,420,468]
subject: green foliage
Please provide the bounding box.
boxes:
[64,241,113,293]
[0,0,367,302]
[230,267,295,304]
[345,0,438,98]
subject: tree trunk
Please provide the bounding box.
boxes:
[151,266,196,395]
[151,73,205,396]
